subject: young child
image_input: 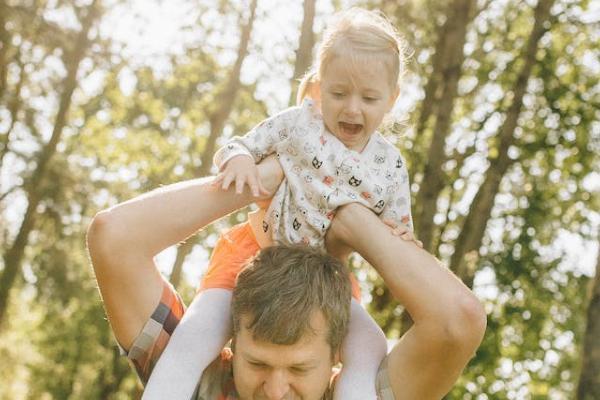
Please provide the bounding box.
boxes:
[143,7,419,399]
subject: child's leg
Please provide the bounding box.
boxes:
[334,299,388,400]
[142,288,233,400]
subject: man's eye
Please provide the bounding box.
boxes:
[249,362,267,369]
[291,367,309,375]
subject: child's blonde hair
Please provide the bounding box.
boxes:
[297,7,407,105]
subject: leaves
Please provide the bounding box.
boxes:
[0,0,598,398]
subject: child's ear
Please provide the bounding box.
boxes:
[309,80,322,101]
[387,85,400,112]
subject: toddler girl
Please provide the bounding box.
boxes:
[144,7,418,399]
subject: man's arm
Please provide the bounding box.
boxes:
[87,156,283,351]
[326,203,487,400]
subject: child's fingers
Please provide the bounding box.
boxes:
[392,226,409,236]
[247,174,260,197]
[400,232,422,248]
[221,172,235,191]
[212,173,224,186]
[400,232,413,240]
[382,219,397,229]
[235,175,247,194]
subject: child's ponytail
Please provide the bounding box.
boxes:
[296,70,318,106]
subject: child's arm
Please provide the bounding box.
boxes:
[212,106,299,195]
[212,155,270,197]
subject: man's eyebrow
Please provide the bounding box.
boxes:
[290,359,319,368]
[241,352,317,368]
[241,352,265,363]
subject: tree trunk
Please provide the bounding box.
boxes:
[576,234,600,399]
[97,346,130,400]
[0,51,25,169]
[449,0,555,285]
[413,0,476,252]
[288,0,316,106]
[169,240,195,289]
[169,0,259,289]
[0,0,9,102]
[0,0,102,327]
[197,0,258,176]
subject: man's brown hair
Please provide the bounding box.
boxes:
[232,245,352,354]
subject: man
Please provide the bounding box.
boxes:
[87,157,487,399]
[197,244,353,399]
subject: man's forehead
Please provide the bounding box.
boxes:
[235,312,330,354]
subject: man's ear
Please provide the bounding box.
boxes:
[333,348,341,365]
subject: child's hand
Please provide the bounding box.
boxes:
[212,155,270,197]
[382,219,423,248]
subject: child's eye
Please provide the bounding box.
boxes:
[364,96,379,102]
[332,92,345,98]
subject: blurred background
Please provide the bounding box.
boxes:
[0,0,599,398]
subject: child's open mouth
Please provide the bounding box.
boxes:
[339,121,363,136]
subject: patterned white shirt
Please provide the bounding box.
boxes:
[213,99,413,248]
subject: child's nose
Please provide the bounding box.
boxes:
[344,96,360,116]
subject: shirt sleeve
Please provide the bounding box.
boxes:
[213,105,300,171]
[379,153,413,231]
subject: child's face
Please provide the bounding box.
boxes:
[317,55,398,152]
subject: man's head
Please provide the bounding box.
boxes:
[231,245,352,399]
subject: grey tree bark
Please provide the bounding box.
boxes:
[169,0,259,289]
[413,0,477,252]
[288,0,316,106]
[449,0,556,286]
[0,0,8,102]
[0,51,25,169]
[576,233,600,399]
[0,0,103,327]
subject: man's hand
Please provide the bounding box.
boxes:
[212,155,270,197]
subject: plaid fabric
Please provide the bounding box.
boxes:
[124,281,186,384]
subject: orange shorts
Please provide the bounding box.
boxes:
[199,222,361,300]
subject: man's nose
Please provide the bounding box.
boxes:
[263,370,290,399]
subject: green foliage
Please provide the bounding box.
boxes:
[0,0,598,398]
